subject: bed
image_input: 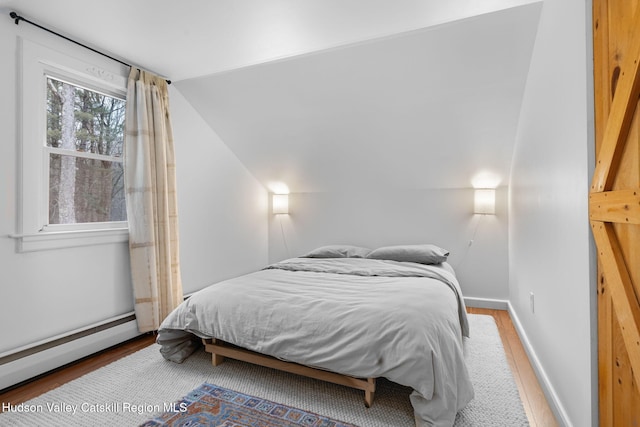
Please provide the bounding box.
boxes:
[157,245,474,426]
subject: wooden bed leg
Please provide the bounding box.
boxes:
[364,378,376,408]
[202,338,225,366]
[210,339,225,366]
[364,390,374,408]
[212,353,225,366]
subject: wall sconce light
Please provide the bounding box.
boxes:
[272,194,289,214]
[474,189,495,214]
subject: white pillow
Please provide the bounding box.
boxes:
[301,245,371,259]
[366,244,449,264]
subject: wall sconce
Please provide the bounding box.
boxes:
[272,194,289,214]
[474,189,495,215]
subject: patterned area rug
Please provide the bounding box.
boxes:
[141,383,356,427]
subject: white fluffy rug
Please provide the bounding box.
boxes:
[0,314,528,426]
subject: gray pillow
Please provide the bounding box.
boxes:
[302,245,371,259]
[366,244,449,264]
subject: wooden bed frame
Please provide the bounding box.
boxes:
[202,338,377,407]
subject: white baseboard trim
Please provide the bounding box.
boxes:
[507,302,571,427]
[0,319,141,391]
[464,297,508,310]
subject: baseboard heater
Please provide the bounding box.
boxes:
[0,313,142,391]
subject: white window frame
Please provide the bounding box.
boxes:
[15,38,130,252]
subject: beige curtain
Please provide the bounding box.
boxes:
[124,68,183,332]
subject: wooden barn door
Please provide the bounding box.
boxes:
[592,1,640,425]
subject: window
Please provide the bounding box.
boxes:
[46,77,126,226]
[16,38,130,251]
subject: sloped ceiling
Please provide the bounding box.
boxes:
[1,0,542,192]
[177,4,542,191]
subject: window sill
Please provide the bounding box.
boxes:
[9,228,129,252]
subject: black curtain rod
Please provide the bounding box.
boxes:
[9,11,171,85]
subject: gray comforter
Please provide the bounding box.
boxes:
[157,258,474,426]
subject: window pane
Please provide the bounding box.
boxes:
[49,154,126,224]
[46,77,125,157]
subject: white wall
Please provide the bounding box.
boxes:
[508,1,595,426]
[269,188,509,301]
[0,16,267,374]
[170,88,268,294]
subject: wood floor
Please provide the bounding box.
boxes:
[0,308,557,426]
